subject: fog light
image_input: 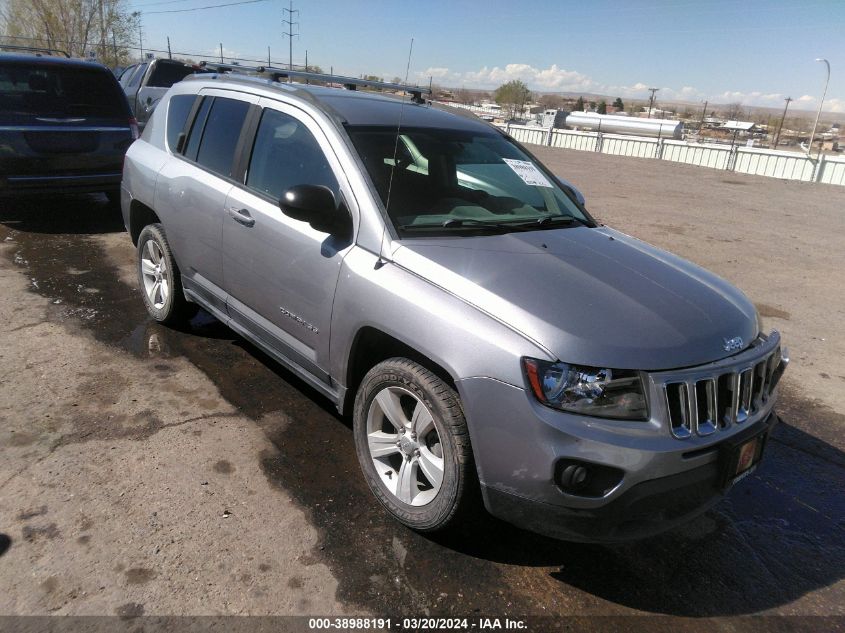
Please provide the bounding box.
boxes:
[559,464,588,491]
[555,459,624,497]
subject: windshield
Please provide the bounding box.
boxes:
[346,125,592,236]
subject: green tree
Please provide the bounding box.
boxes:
[1,0,138,68]
[494,79,531,120]
[574,96,585,111]
[597,100,607,114]
[612,97,624,109]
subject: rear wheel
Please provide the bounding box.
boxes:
[137,223,197,325]
[353,358,476,532]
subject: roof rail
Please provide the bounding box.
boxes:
[0,44,70,58]
[197,62,431,104]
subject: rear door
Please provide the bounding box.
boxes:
[0,60,133,184]
[153,89,257,315]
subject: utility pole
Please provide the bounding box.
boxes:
[167,36,172,60]
[282,0,299,76]
[219,42,224,63]
[808,58,830,157]
[132,12,143,61]
[98,0,106,62]
[699,100,708,132]
[268,46,271,66]
[647,87,659,119]
[774,97,792,148]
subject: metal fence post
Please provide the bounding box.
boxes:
[813,154,826,183]
[656,138,664,160]
[546,126,554,146]
[595,132,603,153]
[505,122,511,136]
[727,146,738,171]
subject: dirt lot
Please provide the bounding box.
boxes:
[0,148,843,627]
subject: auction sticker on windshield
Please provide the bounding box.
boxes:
[502,158,553,188]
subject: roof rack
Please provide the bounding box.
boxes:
[0,44,70,58]
[197,62,430,104]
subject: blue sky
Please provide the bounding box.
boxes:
[132,0,845,112]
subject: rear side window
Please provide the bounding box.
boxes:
[184,97,212,160]
[147,62,194,88]
[194,97,250,177]
[166,94,196,152]
[246,108,338,201]
[0,62,128,118]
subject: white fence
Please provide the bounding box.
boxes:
[499,123,845,187]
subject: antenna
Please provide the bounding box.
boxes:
[377,37,414,268]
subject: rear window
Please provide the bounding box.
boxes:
[0,62,128,118]
[147,62,194,88]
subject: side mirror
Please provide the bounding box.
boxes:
[558,177,586,206]
[280,184,350,235]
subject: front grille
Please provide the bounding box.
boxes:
[662,335,787,439]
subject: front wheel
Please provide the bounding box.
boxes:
[137,223,197,325]
[353,358,477,532]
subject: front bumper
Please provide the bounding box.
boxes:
[456,334,787,543]
[481,412,778,542]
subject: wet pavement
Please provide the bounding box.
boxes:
[0,195,843,622]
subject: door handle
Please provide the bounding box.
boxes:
[228,207,255,227]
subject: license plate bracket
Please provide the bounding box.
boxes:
[719,427,769,490]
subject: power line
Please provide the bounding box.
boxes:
[130,0,203,8]
[144,0,269,15]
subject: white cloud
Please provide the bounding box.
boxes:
[203,47,241,62]
[419,63,844,112]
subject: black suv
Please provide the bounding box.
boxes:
[0,53,137,201]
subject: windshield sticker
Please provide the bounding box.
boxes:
[502,159,554,188]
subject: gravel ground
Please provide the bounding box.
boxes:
[0,147,842,626]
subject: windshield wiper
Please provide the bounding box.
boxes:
[400,215,589,232]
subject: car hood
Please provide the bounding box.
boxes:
[391,226,759,370]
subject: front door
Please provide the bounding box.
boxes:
[222,98,355,381]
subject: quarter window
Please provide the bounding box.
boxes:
[246,108,338,201]
[165,94,196,152]
[193,97,250,177]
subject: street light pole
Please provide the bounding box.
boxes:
[807,58,830,157]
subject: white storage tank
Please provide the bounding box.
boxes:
[565,112,683,139]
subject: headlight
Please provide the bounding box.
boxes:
[522,358,648,420]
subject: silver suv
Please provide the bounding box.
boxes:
[120,70,788,542]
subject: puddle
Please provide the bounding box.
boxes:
[1,195,843,618]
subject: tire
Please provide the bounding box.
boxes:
[353,358,477,532]
[136,223,198,325]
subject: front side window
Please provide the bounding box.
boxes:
[346,126,592,236]
[193,97,250,177]
[245,108,338,201]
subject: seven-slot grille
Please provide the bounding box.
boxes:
[663,343,786,439]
